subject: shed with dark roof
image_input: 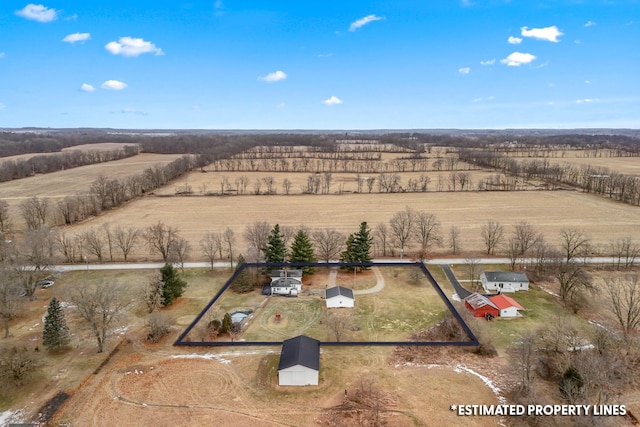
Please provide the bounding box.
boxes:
[325,286,355,308]
[278,335,320,386]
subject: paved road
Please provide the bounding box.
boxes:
[48,257,626,272]
[440,264,472,299]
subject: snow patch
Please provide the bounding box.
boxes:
[454,364,507,405]
[451,293,462,302]
[0,409,24,425]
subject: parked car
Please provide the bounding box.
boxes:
[37,280,55,289]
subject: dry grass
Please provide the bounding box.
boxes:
[0,143,139,165]
[513,155,640,175]
[66,189,639,261]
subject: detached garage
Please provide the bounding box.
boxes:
[278,336,320,386]
[325,286,355,308]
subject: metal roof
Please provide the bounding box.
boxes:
[271,269,303,279]
[489,294,525,310]
[464,292,498,310]
[325,286,355,300]
[271,278,301,288]
[483,271,529,283]
[277,335,320,371]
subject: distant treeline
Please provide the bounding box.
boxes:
[0,146,138,182]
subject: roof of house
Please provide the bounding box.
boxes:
[489,294,525,310]
[277,335,320,371]
[271,278,302,288]
[482,271,529,283]
[325,286,355,300]
[464,292,498,310]
[271,269,303,279]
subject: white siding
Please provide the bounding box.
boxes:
[278,365,318,386]
[499,307,520,318]
[326,295,355,308]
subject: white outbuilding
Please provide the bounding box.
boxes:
[277,335,320,386]
[325,286,355,308]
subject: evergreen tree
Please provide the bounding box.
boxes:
[160,263,188,306]
[230,254,254,293]
[289,229,316,275]
[42,297,70,350]
[262,224,287,263]
[220,312,233,334]
[340,222,373,270]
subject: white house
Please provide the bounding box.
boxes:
[278,335,320,386]
[489,294,525,318]
[325,286,355,308]
[270,270,303,296]
[480,271,529,293]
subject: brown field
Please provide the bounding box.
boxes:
[66,189,640,261]
[513,155,640,175]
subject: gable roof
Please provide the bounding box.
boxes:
[489,294,525,310]
[278,335,320,371]
[271,269,303,279]
[483,271,529,283]
[464,292,498,310]
[271,278,302,288]
[325,286,354,300]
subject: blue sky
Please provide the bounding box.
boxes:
[1,1,638,129]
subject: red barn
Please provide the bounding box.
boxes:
[464,293,499,318]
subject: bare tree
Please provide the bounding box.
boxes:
[553,260,593,312]
[603,274,640,337]
[0,199,13,235]
[244,221,271,261]
[144,222,180,262]
[68,282,130,353]
[513,221,541,257]
[282,178,292,195]
[56,231,79,263]
[144,272,164,313]
[374,223,389,257]
[610,236,640,270]
[223,227,236,267]
[312,228,345,263]
[0,267,23,338]
[415,211,442,258]
[449,225,461,255]
[83,227,105,263]
[514,331,537,394]
[389,207,415,259]
[90,175,110,210]
[103,223,115,262]
[11,227,55,300]
[113,226,140,262]
[200,232,220,269]
[465,257,481,291]
[560,228,591,262]
[169,236,191,271]
[325,313,351,342]
[19,197,49,230]
[481,219,504,255]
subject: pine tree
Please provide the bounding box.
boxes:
[160,263,188,306]
[263,224,287,263]
[220,312,233,334]
[289,229,316,275]
[42,297,70,350]
[340,222,373,271]
[230,254,254,293]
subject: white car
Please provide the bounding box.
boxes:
[37,280,55,289]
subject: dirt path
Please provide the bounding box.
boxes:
[353,266,385,295]
[327,267,337,286]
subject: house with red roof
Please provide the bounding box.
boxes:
[464,293,499,318]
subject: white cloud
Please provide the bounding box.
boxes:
[458,67,470,75]
[521,26,563,42]
[576,98,598,104]
[322,96,343,106]
[349,14,383,32]
[584,21,596,27]
[80,83,95,92]
[508,36,522,44]
[277,103,285,109]
[101,80,127,90]
[105,37,164,57]
[500,52,536,66]
[480,59,495,66]
[585,80,591,84]
[15,4,58,22]
[62,32,91,43]
[259,70,287,83]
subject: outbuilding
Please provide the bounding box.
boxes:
[480,271,529,293]
[489,294,525,318]
[325,286,355,308]
[464,292,499,318]
[277,335,320,386]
